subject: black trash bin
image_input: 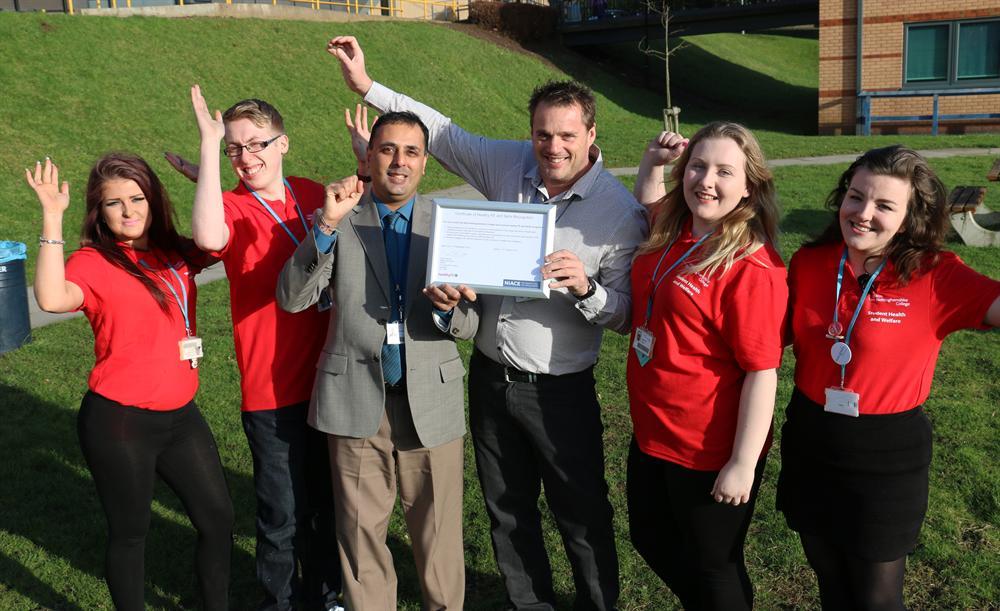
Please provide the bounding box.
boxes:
[0,241,32,355]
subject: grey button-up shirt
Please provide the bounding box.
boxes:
[366,82,648,375]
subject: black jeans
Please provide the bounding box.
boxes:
[241,402,341,611]
[77,391,233,611]
[469,350,619,611]
[626,439,765,611]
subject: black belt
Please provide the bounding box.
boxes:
[503,368,554,384]
[474,349,585,384]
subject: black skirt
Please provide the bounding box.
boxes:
[776,387,933,562]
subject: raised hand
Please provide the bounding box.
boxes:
[345,103,376,166]
[191,84,225,142]
[26,158,70,215]
[644,131,688,167]
[164,151,200,183]
[326,36,374,96]
[320,175,366,229]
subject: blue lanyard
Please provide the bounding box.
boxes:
[382,211,408,321]
[832,248,886,383]
[643,231,713,325]
[246,178,308,246]
[139,258,192,335]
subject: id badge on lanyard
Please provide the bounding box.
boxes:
[386,286,405,345]
[632,327,655,366]
[140,258,203,369]
[248,180,329,314]
[823,250,885,417]
[179,336,204,368]
[632,231,712,366]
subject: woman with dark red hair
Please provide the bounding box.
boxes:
[28,154,233,611]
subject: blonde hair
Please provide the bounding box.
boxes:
[222,98,285,132]
[640,121,779,276]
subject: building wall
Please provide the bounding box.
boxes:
[818,0,1000,134]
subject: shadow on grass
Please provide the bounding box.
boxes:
[524,33,817,135]
[781,208,833,238]
[0,551,81,611]
[0,383,254,609]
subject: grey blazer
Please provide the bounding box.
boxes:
[276,193,466,448]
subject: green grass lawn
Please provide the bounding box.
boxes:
[2,156,998,609]
[1,11,998,609]
[3,14,1000,278]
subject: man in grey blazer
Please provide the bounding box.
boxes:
[276,112,466,611]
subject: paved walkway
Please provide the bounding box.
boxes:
[21,146,1000,330]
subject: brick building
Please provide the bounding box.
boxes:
[819,0,1000,134]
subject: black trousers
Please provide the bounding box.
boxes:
[469,350,619,611]
[626,439,765,611]
[241,402,342,611]
[77,391,233,611]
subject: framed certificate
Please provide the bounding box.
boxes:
[425,198,556,298]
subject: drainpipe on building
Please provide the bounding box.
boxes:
[855,0,864,135]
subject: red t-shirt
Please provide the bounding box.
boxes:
[214,177,329,412]
[627,227,788,471]
[790,242,1000,414]
[66,245,206,411]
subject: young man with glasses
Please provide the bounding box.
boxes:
[180,85,343,611]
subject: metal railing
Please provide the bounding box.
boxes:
[65,0,467,20]
[858,88,1000,136]
[558,0,798,25]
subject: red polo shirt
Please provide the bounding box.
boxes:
[627,226,788,471]
[67,245,205,411]
[215,177,329,411]
[789,242,1000,414]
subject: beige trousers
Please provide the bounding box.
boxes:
[327,391,465,610]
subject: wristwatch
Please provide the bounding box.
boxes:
[576,277,597,300]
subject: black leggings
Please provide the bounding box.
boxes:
[800,533,907,611]
[626,439,765,611]
[77,392,234,611]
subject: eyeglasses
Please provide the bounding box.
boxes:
[223,134,283,158]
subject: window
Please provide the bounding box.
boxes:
[904,19,1000,87]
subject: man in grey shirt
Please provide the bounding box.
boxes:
[329,35,647,611]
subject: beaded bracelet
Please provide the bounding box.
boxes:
[315,215,337,236]
[39,237,66,246]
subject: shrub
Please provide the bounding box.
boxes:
[469,1,558,42]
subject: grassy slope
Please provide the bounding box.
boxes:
[3,15,999,276]
[0,13,658,275]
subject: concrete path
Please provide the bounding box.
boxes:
[22,146,1000,330]
[607,147,1000,176]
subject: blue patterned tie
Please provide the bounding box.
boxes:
[381,212,403,386]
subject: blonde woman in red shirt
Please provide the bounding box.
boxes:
[28,154,232,611]
[778,145,1000,610]
[628,122,786,609]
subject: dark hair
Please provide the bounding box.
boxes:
[81,153,201,312]
[807,145,949,284]
[223,98,285,132]
[528,80,596,129]
[368,111,429,151]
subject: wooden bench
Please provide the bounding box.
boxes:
[988,157,1000,182]
[948,186,987,213]
[948,186,1000,247]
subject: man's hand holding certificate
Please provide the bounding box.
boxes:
[425,198,557,299]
